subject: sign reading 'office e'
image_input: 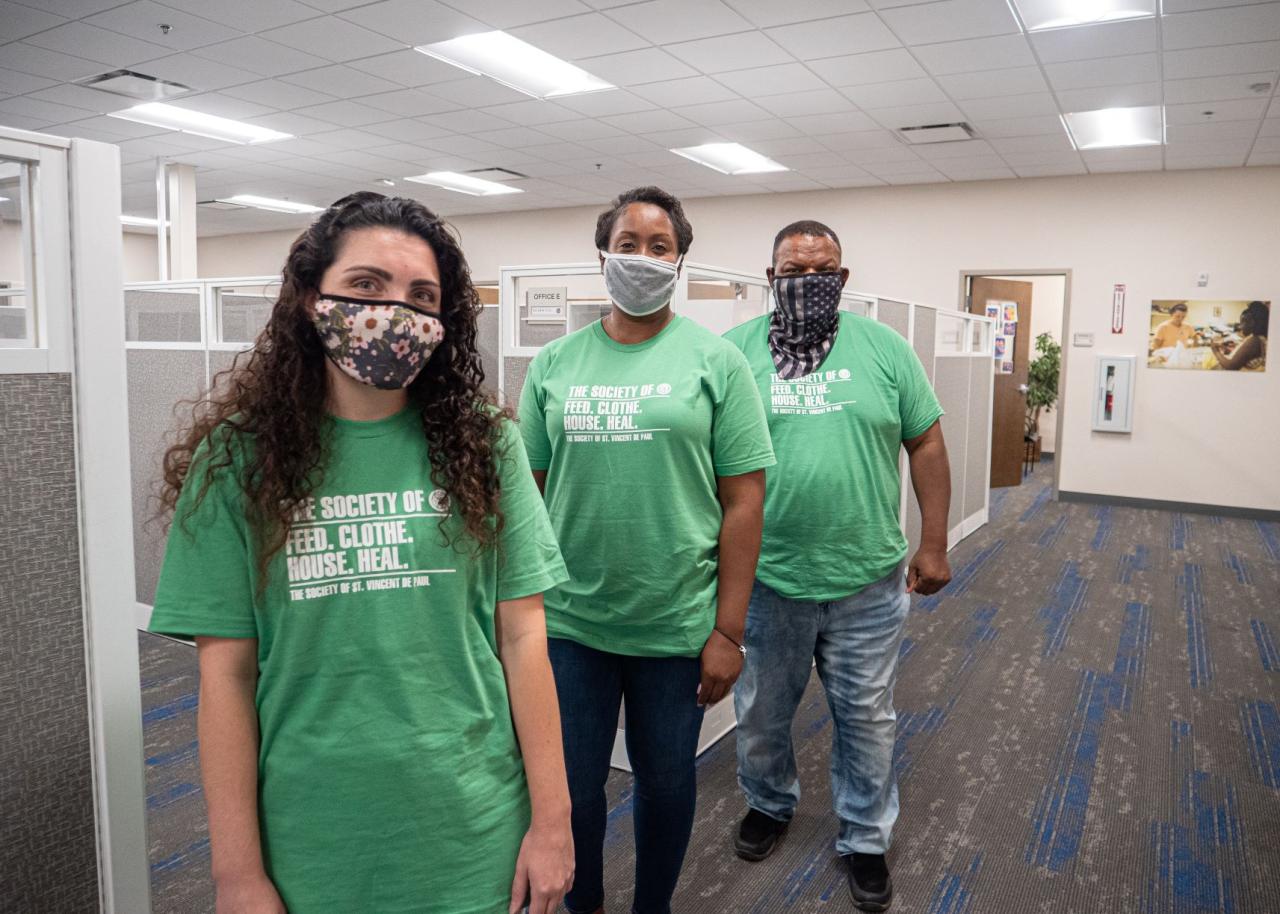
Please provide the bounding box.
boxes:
[526,287,567,323]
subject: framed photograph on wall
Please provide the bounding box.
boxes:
[1148,300,1269,371]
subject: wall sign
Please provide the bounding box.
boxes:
[1111,284,1126,334]
[526,287,566,323]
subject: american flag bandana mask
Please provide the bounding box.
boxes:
[768,272,844,380]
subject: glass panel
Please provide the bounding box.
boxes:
[683,276,768,334]
[216,284,275,344]
[971,318,987,354]
[841,294,875,317]
[0,159,32,346]
[935,312,966,354]
[126,288,202,342]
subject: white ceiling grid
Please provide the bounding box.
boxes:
[0,0,1276,233]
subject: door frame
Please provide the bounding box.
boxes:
[958,268,1073,499]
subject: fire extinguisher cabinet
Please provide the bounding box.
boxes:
[1092,355,1135,433]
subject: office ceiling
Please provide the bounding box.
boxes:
[1,0,1278,235]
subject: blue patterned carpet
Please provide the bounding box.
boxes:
[140,458,1280,913]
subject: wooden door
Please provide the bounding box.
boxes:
[969,277,1033,488]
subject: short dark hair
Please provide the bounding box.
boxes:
[1170,302,1189,313]
[1242,300,1269,336]
[772,220,841,265]
[594,186,693,254]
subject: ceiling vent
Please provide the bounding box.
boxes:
[74,69,192,101]
[897,123,976,145]
[465,167,529,181]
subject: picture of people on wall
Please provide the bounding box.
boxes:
[1148,300,1269,371]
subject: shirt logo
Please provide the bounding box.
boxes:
[768,368,856,416]
[562,382,671,444]
[428,488,451,514]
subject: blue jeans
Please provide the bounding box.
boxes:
[733,567,910,855]
[547,637,706,914]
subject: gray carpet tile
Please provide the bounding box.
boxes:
[141,458,1280,913]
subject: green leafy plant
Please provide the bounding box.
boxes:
[1026,332,1061,439]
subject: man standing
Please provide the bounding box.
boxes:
[723,221,953,912]
[1150,302,1196,352]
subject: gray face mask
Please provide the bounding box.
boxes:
[600,251,681,316]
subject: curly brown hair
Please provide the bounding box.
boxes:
[161,191,507,580]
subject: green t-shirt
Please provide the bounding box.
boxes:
[518,315,775,657]
[723,312,943,601]
[148,408,567,914]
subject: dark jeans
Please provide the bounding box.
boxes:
[547,637,705,914]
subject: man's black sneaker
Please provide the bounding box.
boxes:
[843,852,893,912]
[733,809,788,861]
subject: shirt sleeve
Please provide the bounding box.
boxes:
[148,437,258,641]
[894,334,945,441]
[711,346,776,477]
[516,352,552,472]
[494,418,569,601]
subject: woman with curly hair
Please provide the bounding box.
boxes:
[148,192,574,914]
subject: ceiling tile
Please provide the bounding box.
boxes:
[606,0,754,43]
[369,117,455,142]
[1167,120,1266,142]
[280,64,402,98]
[0,1,67,41]
[85,1,243,51]
[754,88,859,117]
[1001,149,1089,167]
[429,76,531,108]
[23,22,171,67]
[1163,73,1278,104]
[1248,150,1280,165]
[1163,4,1280,51]
[883,171,949,184]
[641,126,729,146]
[989,133,1074,154]
[26,83,121,114]
[723,0,868,28]
[1012,162,1086,177]
[713,117,800,140]
[816,127,903,150]
[452,0,590,28]
[712,63,827,96]
[797,162,876,182]
[1165,154,1248,169]
[631,75,741,107]
[221,79,336,110]
[869,101,967,129]
[786,110,880,133]
[1055,83,1161,111]
[0,66,56,96]
[878,0,1019,44]
[535,118,627,141]
[478,99,583,125]
[0,42,103,81]
[807,48,926,86]
[141,51,258,91]
[934,160,1015,179]
[293,99,397,127]
[936,66,1049,99]
[195,36,319,78]
[336,0,488,44]
[512,13,651,60]
[154,0,319,32]
[358,88,462,117]
[573,47,698,86]
[1165,98,1270,124]
[910,138,999,159]
[555,89,658,117]
[913,34,1036,76]
[598,109,698,133]
[1030,19,1158,63]
[1163,42,1280,80]
[583,134,664,155]
[348,50,467,88]
[1252,134,1280,151]
[421,108,518,132]
[767,13,901,59]
[674,97,772,125]
[14,0,119,16]
[841,77,950,109]
[960,93,1060,120]
[665,30,795,72]
[863,157,930,175]
[0,95,94,128]
[1082,147,1163,172]
[969,114,1071,137]
[1044,54,1159,91]
[260,16,403,62]
[168,91,276,119]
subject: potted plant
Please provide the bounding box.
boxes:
[1026,332,1061,459]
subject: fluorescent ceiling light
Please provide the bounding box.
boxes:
[1061,106,1165,150]
[108,102,291,144]
[416,31,613,99]
[120,214,167,227]
[670,143,789,175]
[215,194,323,214]
[403,171,524,196]
[1011,0,1155,31]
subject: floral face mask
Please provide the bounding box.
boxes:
[311,293,445,390]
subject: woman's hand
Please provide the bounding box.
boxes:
[509,819,574,914]
[698,631,744,707]
[215,873,287,914]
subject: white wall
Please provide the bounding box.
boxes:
[988,274,1066,454]
[189,167,1280,512]
[122,231,158,282]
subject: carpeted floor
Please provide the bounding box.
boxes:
[141,458,1280,913]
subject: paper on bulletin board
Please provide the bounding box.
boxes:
[994,335,1010,359]
[984,301,1001,319]
[1000,360,1015,374]
[1003,302,1019,323]
[1003,321,1017,336]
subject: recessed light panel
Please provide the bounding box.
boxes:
[214,195,323,214]
[1062,106,1165,150]
[417,31,614,99]
[670,143,789,175]
[403,171,524,196]
[1011,0,1156,31]
[108,102,291,144]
